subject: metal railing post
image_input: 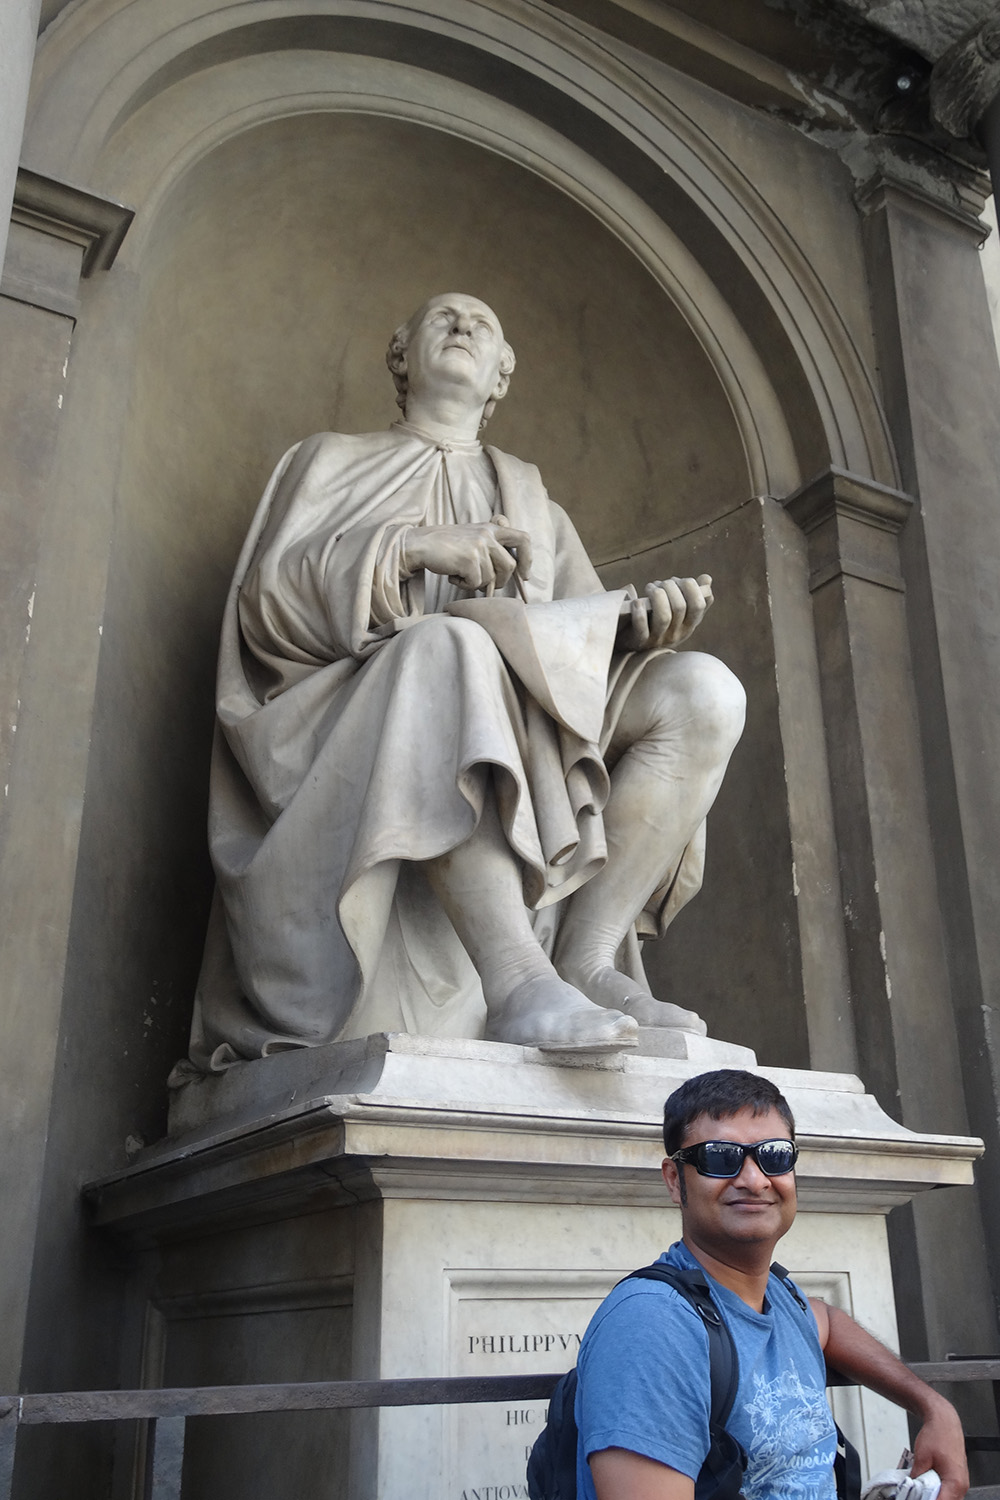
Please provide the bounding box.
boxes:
[0,1402,17,1500]
[144,1415,185,1500]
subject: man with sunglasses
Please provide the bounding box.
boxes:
[576,1069,968,1500]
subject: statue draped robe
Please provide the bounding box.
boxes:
[183,423,705,1074]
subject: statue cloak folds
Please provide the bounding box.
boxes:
[183,424,705,1074]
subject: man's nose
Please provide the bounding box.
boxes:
[450,312,473,333]
[734,1154,771,1189]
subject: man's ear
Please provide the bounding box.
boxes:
[662,1157,684,1206]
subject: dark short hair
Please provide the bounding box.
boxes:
[663,1070,795,1157]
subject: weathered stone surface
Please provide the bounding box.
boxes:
[834,0,997,60]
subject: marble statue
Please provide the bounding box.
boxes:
[180,293,746,1074]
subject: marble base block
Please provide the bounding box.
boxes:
[88,1036,983,1500]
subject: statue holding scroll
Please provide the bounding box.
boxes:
[181,293,746,1073]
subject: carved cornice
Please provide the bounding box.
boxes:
[930,16,1000,139]
[785,467,914,535]
[854,166,990,242]
[11,167,133,276]
[784,467,915,596]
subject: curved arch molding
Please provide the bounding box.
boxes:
[25,0,898,490]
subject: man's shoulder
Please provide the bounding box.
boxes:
[576,1260,715,1459]
[581,1261,707,1354]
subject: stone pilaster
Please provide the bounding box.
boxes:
[0,0,42,278]
[784,464,996,1363]
[854,163,1000,1354]
[784,468,964,1127]
[0,169,131,1392]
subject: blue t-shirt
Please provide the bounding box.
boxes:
[575,1242,837,1500]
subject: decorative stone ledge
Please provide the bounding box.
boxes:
[785,467,913,535]
[2,168,134,316]
[11,168,134,276]
[84,1033,983,1237]
[855,169,990,243]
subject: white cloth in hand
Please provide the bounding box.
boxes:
[862,1469,941,1500]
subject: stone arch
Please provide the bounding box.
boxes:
[27,0,894,1072]
[25,0,898,494]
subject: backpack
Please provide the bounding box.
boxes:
[525,1259,861,1500]
[526,1262,745,1500]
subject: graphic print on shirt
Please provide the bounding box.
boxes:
[741,1359,837,1500]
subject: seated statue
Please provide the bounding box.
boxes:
[180,293,746,1074]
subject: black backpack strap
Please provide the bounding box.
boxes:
[769,1263,862,1500]
[772,1263,844,1383]
[834,1423,862,1500]
[626,1264,746,1500]
[770,1261,808,1312]
[626,1265,740,1430]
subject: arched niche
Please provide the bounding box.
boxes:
[59,102,803,1075]
[27,0,896,492]
[33,4,893,1069]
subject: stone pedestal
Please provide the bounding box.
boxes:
[87,1036,983,1500]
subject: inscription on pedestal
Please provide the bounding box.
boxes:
[446,1271,618,1500]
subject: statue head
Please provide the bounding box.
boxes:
[386,294,516,428]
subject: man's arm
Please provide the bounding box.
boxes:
[810,1299,969,1500]
[590,1448,696,1500]
[577,1285,714,1500]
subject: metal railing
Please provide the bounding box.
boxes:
[0,1374,560,1500]
[1,1361,998,1500]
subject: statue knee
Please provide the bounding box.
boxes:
[634,651,746,756]
[676,650,745,741]
[675,652,746,753]
[393,613,496,658]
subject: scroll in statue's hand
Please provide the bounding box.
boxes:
[401,519,533,593]
[620,574,714,652]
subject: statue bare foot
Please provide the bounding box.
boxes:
[620,993,707,1034]
[485,975,639,1052]
[555,960,707,1035]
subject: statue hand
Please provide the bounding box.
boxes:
[403,521,532,592]
[621,574,714,651]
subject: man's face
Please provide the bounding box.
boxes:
[661,1106,798,1258]
[403,294,507,411]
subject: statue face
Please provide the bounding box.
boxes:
[403,294,507,412]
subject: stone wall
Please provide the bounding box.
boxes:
[2,2,1000,1493]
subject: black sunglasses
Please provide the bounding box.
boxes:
[669,1138,798,1179]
